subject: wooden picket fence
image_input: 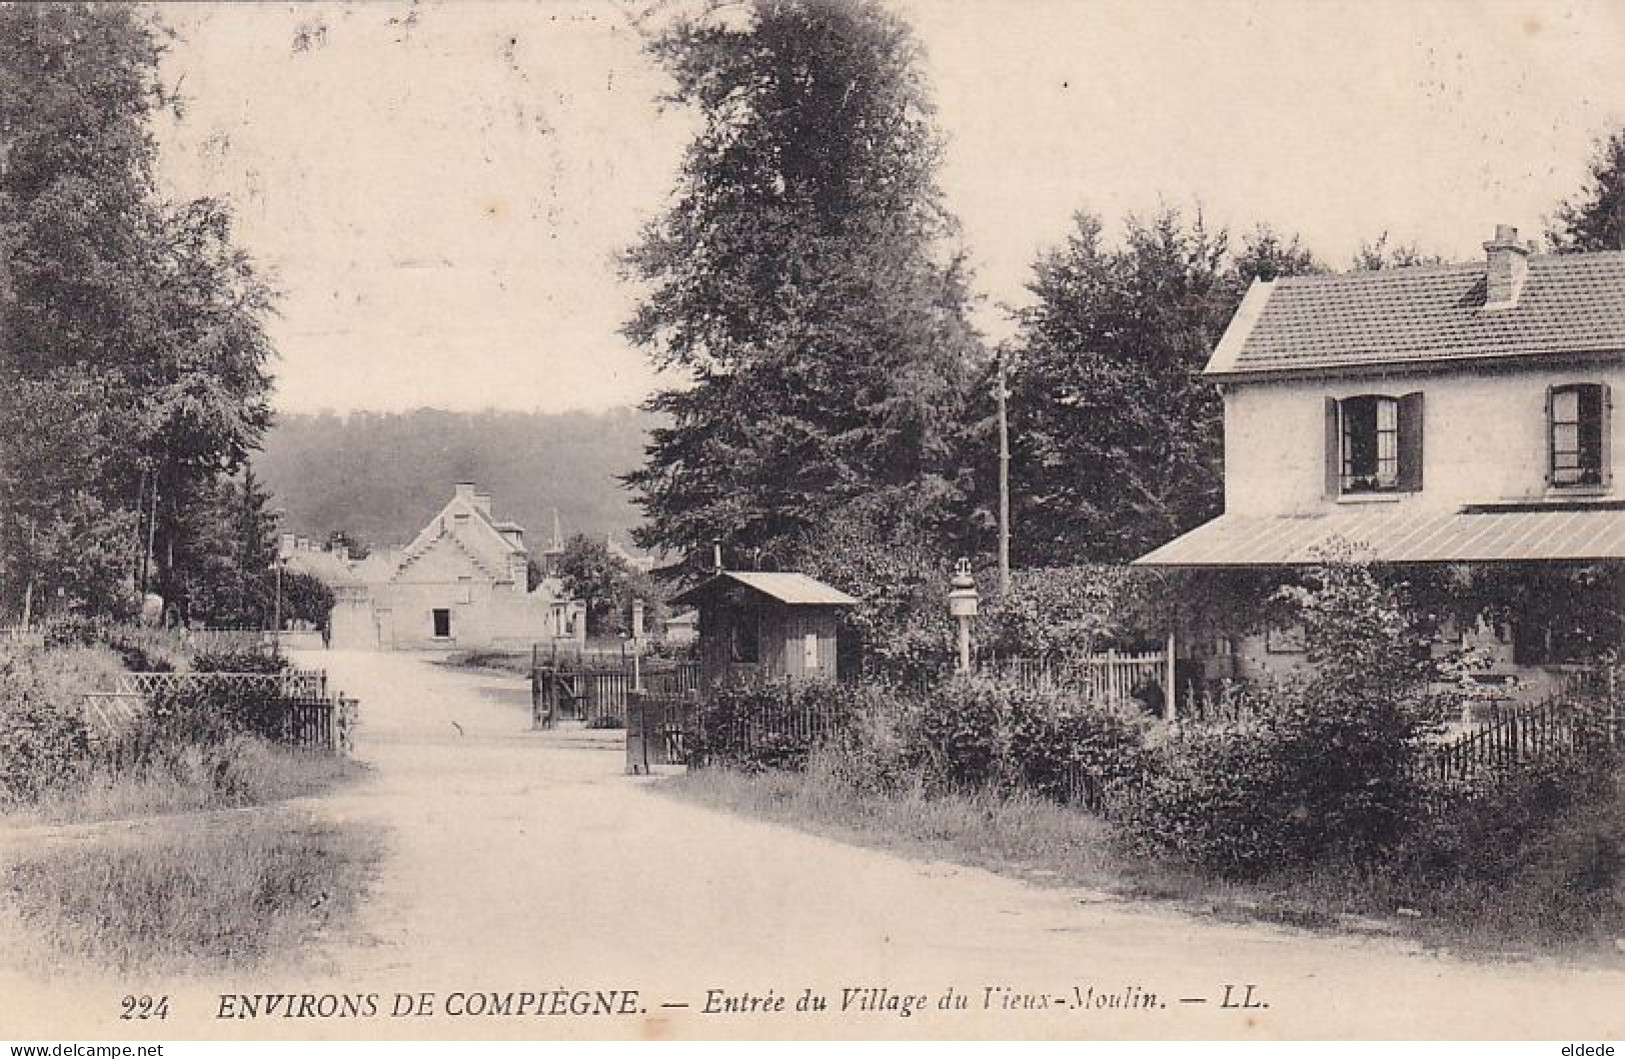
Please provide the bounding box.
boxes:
[1415,695,1620,791]
[0,624,45,648]
[531,659,700,728]
[700,695,846,757]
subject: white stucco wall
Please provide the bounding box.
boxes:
[1222,360,1625,516]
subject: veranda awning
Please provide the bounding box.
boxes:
[1132,504,1625,567]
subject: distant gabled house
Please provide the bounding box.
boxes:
[292,483,585,651]
[1134,225,1625,699]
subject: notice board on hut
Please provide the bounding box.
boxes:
[670,571,858,689]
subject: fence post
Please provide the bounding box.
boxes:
[1164,629,1177,722]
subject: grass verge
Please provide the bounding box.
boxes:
[662,759,1625,961]
[21,739,367,825]
[4,811,385,975]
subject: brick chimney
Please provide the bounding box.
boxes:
[1483,224,1530,308]
[473,491,493,517]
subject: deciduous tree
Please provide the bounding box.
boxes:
[0,4,275,618]
[1007,211,1320,564]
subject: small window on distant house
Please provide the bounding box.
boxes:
[1548,383,1609,488]
[432,608,451,639]
[1326,393,1425,496]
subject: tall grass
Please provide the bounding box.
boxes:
[24,739,366,825]
[5,813,383,974]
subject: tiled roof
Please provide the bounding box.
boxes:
[671,571,859,607]
[1211,253,1625,375]
[1132,506,1625,566]
[282,549,360,586]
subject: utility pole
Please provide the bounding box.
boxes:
[20,517,35,629]
[996,343,1012,596]
[272,557,284,648]
[141,474,159,596]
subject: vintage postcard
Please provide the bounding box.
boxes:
[1,0,1623,1045]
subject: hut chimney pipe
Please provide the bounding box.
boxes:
[712,538,723,573]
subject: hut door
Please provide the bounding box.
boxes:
[802,629,819,673]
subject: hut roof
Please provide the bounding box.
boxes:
[670,571,858,608]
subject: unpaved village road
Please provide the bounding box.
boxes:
[4,650,1623,1041]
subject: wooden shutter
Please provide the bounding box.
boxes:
[1398,391,1425,492]
[1543,384,1557,486]
[1324,396,1341,498]
[1601,382,1614,488]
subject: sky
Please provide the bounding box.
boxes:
[152,0,1625,416]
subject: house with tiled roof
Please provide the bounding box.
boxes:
[1135,225,1624,697]
[301,483,585,651]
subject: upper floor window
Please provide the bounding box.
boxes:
[1547,383,1610,489]
[1326,392,1424,495]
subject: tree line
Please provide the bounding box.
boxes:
[254,408,652,554]
[5,1,1623,627]
[0,4,280,627]
[621,0,1625,581]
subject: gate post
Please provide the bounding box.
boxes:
[626,692,650,775]
[1164,628,1178,723]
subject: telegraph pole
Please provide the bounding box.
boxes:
[996,343,1011,596]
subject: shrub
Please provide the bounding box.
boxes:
[690,679,862,771]
[192,650,287,675]
[904,677,1004,790]
[976,566,1133,661]
[1402,750,1618,887]
[100,626,192,673]
[0,660,90,805]
[891,675,1148,805]
[815,691,916,796]
[40,614,106,650]
[1002,686,1147,807]
[1112,559,1438,878]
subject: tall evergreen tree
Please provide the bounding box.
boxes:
[621,0,983,578]
[1549,128,1625,253]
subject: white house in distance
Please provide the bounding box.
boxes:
[293,483,585,651]
[1135,225,1625,696]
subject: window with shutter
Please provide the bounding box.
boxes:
[1330,393,1423,495]
[1548,382,1608,488]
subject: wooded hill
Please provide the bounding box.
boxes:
[252,408,654,552]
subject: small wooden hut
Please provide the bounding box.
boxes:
[669,571,857,690]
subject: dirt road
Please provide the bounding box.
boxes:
[4,650,1622,1040]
